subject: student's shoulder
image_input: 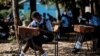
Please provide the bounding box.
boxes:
[92,15,98,19]
[31,20,36,23]
[30,20,37,25]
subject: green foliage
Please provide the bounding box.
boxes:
[23,11,30,21]
[0,9,9,19]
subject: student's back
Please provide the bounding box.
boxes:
[59,13,72,36]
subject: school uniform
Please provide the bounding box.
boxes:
[60,14,71,36]
[27,19,54,49]
[89,15,100,48]
[72,14,100,53]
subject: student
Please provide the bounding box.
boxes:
[72,12,100,53]
[20,11,53,56]
[88,13,100,49]
[59,11,71,36]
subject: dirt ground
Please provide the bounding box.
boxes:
[0,39,100,56]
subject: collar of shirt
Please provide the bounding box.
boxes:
[34,18,44,24]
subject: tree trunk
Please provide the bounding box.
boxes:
[12,0,20,40]
[55,0,61,20]
[71,0,78,24]
[30,0,36,21]
[91,0,94,14]
[94,0,100,16]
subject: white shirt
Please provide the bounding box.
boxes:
[29,19,53,32]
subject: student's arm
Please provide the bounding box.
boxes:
[27,22,33,27]
[46,20,53,32]
[27,21,37,27]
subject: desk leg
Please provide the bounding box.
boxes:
[56,34,59,56]
[74,33,84,49]
[81,34,92,56]
[77,34,86,56]
[73,33,84,55]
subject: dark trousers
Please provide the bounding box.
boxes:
[60,27,71,36]
[94,27,100,48]
[28,31,54,50]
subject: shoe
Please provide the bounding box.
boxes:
[41,52,47,56]
[72,41,81,54]
[75,41,81,49]
[19,51,25,56]
[19,53,24,56]
[72,48,80,54]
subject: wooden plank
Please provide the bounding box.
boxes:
[18,26,40,37]
[74,25,94,33]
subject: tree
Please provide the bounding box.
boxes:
[12,0,20,40]
[40,0,100,21]
[0,0,11,10]
[30,0,36,21]
[30,0,36,12]
[55,0,61,20]
[94,0,100,16]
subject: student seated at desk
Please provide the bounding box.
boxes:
[20,11,53,56]
[59,10,72,36]
[72,11,100,53]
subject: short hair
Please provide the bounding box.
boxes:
[31,11,41,18]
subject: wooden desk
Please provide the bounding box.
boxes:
[18,26,40,55]
[18,24,60,37]
[73,25,95,54]
[18,26,40,38]
[18,26,59,56]
[74,25,94,33]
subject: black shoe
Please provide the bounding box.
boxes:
[72,48,80,54]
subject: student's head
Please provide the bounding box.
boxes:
[84,6,92,19]
[84,12,92,20]
[66,10,73,18]
[31,11,42,21]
